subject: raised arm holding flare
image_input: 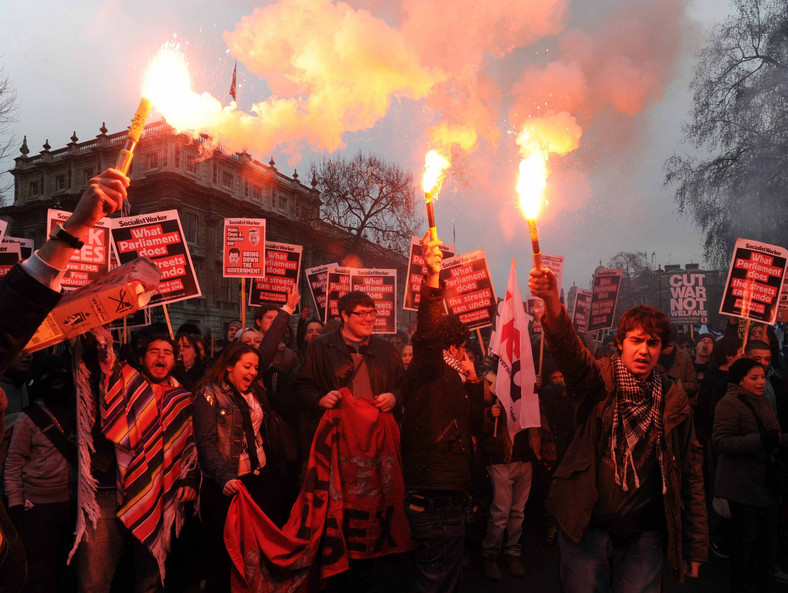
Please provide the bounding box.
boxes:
[528,266,707,591]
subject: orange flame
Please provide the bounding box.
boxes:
[142,42,228,135]
[422,149,450,196]
[515,128,548,220]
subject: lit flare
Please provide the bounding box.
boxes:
[421,149,450,241]
[515,128,548,270]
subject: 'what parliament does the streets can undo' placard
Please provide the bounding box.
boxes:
[572,288,592,334]
[248,242,302,308]
[325,266,397,334]
[305,263,336,324]
[403,236,455,311]
[223,218,266,278]
[440,249,497,331]
[720,238,787,325]
[110,210,202,307]
[588,268,624,332]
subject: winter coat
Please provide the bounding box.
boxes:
[0,264,61,378]
[400,282,484,491]
[544,306,708,582]
[294,327,403,448]
[193,380,268,490]
[712,384,784,508]
[4,402,74,507]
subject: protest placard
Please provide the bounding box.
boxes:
[440,249,497,331]
[48,209,111,291]
[403,236,455,311]
[572,289,592,333]
[110,210,202,307]
[325,266,353,323]
[2,237,34,260]
[588,268,624,332]
[667,271,709,324]
[0,219,7,245]
[223,218,266,278]
[0,242,20,279]
[109,308,151,331]
[248,242,302,308]
[305,263,336,323]
[777,275,788,323]
[541,254,565,293]
[526,298,546,333]
[350,269,397,334]
[719,238,787,324]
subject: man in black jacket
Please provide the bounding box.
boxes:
[401,235,484,593]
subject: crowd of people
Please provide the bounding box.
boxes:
[0,168,787,593]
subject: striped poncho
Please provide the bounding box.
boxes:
[101,363,198,580]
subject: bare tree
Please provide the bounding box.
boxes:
[0,66,17,204]
[665,0,788,267]
[310,152,421,256]
[606,251,660,322]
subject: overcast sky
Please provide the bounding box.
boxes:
[0,0,732,295]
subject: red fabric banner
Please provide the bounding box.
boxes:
[225,389,413,592]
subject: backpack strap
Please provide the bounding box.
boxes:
[23,403,77,467]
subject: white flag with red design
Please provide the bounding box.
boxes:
[493,260,540,435]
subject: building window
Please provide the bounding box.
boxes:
[147,153,159,170]
[28,181,39,198]
[244,181,249,197]
[161,149,168,168]
[54,175,66,192]
[174,146,180,168]
[222,171,234,189]
[182,211,198,243]
[82,168,94,185]
[252,185,262,201]
[218,273,235,304]
[279,195,287,210]
[213,162,218,184]
[187,156,200,176]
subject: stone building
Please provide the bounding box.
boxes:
[2,121,412,344]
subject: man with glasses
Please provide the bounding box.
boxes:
[294,290,405,591]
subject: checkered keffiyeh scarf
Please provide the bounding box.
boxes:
[609,354,666,493]
[443,350,467,383]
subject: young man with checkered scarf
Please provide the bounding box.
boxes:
[529,266,707,592]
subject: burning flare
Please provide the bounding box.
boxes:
[421,150,450,241]
[142,42,229,138]
[515,128,548,220]
[422,150,451,196]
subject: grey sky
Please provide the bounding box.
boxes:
[0,0,732,295]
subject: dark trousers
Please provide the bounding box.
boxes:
[558,528,665,593]
[729,501,779,593]
[404,493,465,593]
[77,490,161,593]
[16,501,76,593]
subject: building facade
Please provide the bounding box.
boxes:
[3,121,412,344]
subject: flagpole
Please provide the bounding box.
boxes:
[241,279,247,331]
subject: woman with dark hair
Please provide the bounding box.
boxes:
[173,332,207,391]
[713,357,784,592]
[192,343,294,592]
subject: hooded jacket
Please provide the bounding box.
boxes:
[544,306,708,582]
